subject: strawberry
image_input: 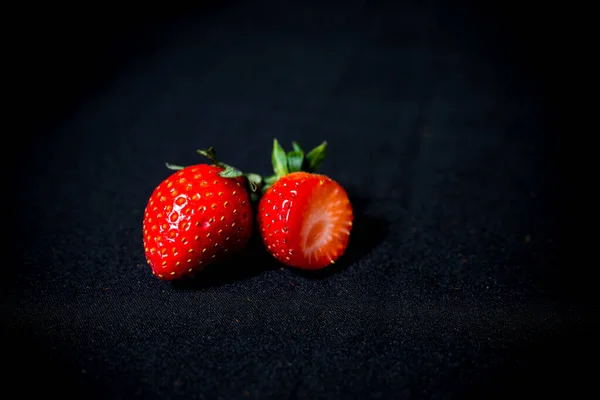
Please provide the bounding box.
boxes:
[142,147,259,280]
[257,140,354,270]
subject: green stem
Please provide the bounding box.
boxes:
[196,147,220,166]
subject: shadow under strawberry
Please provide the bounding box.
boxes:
[170,233,280,290]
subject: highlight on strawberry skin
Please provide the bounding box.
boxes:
[257,139,354,270]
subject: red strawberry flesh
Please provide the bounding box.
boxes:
[259,172,353,269]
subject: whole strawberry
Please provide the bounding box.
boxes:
[142,148,258,280]
[257,140,354,270]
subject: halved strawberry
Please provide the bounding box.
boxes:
[257,140,354,269]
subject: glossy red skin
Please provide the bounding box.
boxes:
[258,172,354,269]
[143,164,253,280]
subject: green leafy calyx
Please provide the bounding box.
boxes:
[262,139,327,192]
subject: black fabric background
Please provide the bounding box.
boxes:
[5,1,593,399]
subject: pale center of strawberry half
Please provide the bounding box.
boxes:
[299,183,353,265]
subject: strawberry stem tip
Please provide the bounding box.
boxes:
[261,139,327,193]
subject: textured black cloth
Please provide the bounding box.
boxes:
[5,1,592,399]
